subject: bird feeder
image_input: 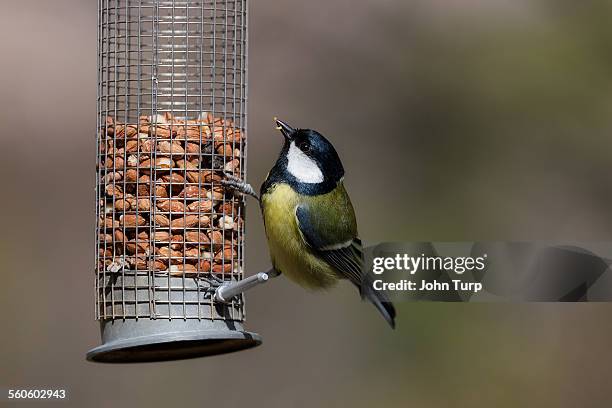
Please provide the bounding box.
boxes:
[87,0,261,363]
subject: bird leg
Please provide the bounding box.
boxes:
[220,172,259,201]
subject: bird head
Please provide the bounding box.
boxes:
[273,119,345,191]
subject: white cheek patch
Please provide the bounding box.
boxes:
[287,142,324,184]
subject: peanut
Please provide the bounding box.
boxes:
[170,235,184,250]
[215,246,236,262]
[154,213,170,227]
[114,198,133,211]
[125,140,139,153]
[126,240,150,255]
[176,159,198,171]
[157,199,185,213]
[160,173,186,185]
[206,187,224,201]
[216,143,235,157]
[158,141,185,155]
[125,169,138,182]
[178,185,205,199]
[169,263,198,276]
[184,247,199,258]
[198,260,212,272]
[212,262,233,274]
[136,198,151,211]
[208,230,224,247]
[185,231,210,244]
[184,143,201,155]
[120,214,146,227]
[170,215,200,229]
[151,231,171,242]
[224,159,240,173]
[187,199,214,214]
[114,229,125,242]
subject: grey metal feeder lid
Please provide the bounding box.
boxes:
[87,319,261,363]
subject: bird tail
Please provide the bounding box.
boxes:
[360,276,396,329]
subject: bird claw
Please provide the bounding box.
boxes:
[221,172,259,200]
[222,171,242,183]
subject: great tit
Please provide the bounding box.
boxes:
[258,119,396,328]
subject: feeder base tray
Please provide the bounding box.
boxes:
[87,319,261,363]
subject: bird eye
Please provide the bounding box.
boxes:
[299,141,311,153]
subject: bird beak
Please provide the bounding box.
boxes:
[275,118,296,141]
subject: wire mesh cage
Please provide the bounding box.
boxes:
[87,0,260,363]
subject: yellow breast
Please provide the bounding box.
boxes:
[261,183,339,290]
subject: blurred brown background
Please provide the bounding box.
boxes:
[1,0,612,407]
